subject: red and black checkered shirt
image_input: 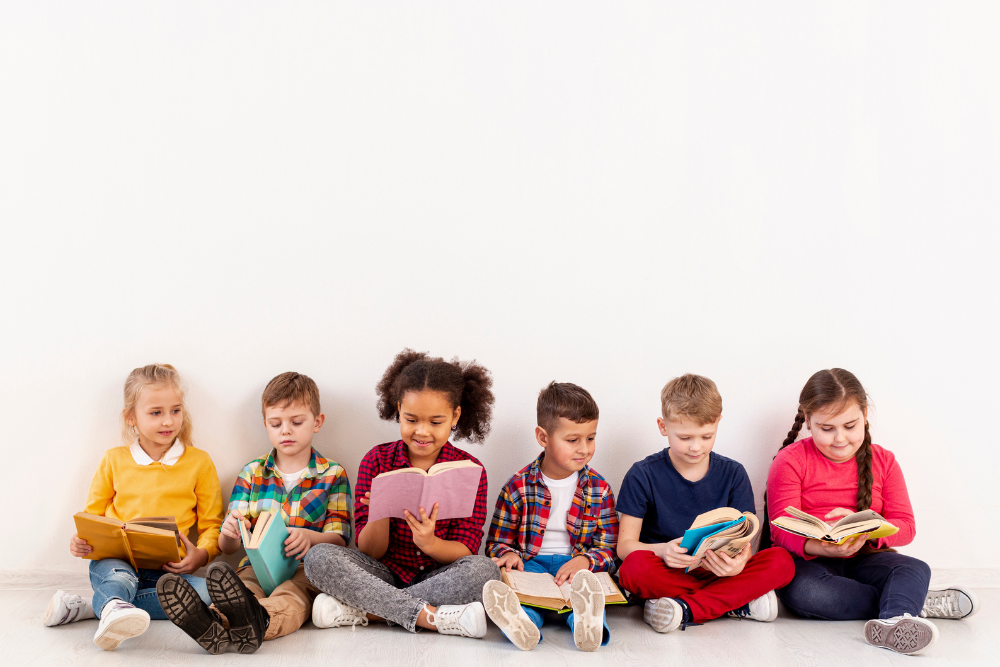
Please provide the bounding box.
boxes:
[354,440,489,584]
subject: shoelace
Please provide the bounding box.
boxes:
[425,606,465,634]
[727,604,752,619]
[922,592,958,617]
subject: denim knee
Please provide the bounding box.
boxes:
[457,555,501,586]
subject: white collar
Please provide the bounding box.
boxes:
[130,439,185,466]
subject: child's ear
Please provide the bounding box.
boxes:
[452,405,462,428]
[656,417,669,437]
[535,426,549,448]
[314,413,326,432]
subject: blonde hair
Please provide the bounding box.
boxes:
[660,374,723,426]
[120,364,193,446]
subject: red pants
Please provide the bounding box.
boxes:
[617,547,794,623]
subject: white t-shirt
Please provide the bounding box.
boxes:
[276,467,306,493]
[537,471,579,556]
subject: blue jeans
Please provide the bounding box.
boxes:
[511,554,610,647]
[777,551,931,620]
[89,558,211,620]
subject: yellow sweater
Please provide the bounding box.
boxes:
[84,445,224,559]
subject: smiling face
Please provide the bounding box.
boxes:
[536,417,598,480]
[264,401,325,469]
[658,416,720,472]
[130,383,184,450]
[805,401,867,462]
[398,389,460,468]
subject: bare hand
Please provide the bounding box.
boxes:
[491,551,525,572]
[661,537,699,570]
[284,528,313,560]
[806,534,867,558]
[163,533,209,574]
[70,534,92,558]
[701,543,751,577]
[220,510,250,541]
[403,504,439,552]
[825,507,856,520]
[360,492,371,506]
[554,555,591,585]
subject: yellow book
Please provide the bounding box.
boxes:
[73,513,184,570]
[771,507,899,545]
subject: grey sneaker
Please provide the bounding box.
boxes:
[725,590,778,622]
[921,588,979,620]
[569,570,605,652]
[644,597,683,633]
[864,614,938,655]
[482,580,540,650]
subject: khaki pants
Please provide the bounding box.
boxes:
[225,564,318,640]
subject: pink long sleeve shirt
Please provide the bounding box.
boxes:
[766,437,916,559]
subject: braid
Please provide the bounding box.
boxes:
[782,409,805,447]
[761,409,807,549]
[854,421,874,510]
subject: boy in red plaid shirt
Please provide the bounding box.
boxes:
[483,382,618,652]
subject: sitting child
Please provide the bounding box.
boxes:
[483,382,618,652]
[616,374,793,632]
[45,364,223,651]
[156,372,352,654]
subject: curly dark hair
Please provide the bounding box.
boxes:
[375,348,495,443]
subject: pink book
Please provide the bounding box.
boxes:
[367,460,484,523]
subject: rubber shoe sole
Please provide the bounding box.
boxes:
[644,598,682,633]
[482,580,539,651]
[569,571,605,652]
[93,608,149,651]
[207,563,267,654]
[864,616,938,655]
[156,574,230,654]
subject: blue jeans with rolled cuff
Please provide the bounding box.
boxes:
[88,558,210,619]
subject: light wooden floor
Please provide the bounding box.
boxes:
[5,586,997,666]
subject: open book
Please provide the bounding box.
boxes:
[679,508,759,572]
[73,513,183,570]
[367,460,483,523]
[500,569,627,612]
[771,507,899,544]
[238,510,298,596]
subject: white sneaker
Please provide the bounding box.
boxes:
[44,590,96,626]
[427,602,487,638]
[482,580,540,650]
[311,593,369,630]
[725,590,778,622]
[922,588,979,620]
[93,600,150,651]
[569,570,605,652]
[644,597,683,633]
[864,614,938,655]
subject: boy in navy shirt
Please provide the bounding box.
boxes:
[616,375,793,633]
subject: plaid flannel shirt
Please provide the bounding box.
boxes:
[227,448,352,567]
[486,453,618,572]
[354,440,489,585]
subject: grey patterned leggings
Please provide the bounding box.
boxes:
[304,544,500,632]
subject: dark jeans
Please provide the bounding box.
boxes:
[778,551,930,620]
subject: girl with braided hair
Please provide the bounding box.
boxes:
[766,369,978,656]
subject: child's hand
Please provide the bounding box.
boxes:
[805,534,867,558]
[825,507,857,520]
[701,543,751,577]
[163,533,209,574]
[360,492,372,506]
[491,552,525,572]
[661,537,699,570]
[221,510,250,541]
[403,504,439,552]
[69,534,92,558]
[554,555,591,585]
[284,528,312,560]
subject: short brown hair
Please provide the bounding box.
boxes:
[537,382,599,434]
[660,374,722,425]
[262,372,321,417]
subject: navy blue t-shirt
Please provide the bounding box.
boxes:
[616,449,755,544]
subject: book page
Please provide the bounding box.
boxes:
[504,570,565,600]
[252,511,274,549]
[830,510,884,530]
[427,460,480,475]
[783,507,832,533]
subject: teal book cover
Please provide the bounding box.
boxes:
[240,511,299,596]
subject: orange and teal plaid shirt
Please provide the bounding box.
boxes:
[486,453,619,572]
[226,448,352,567]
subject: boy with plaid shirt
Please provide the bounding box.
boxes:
[483,382,618,652]
[157,372,352,654]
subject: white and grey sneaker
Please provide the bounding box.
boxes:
[725,590,778,622]
[44,590,96,626]
[569,570,605,651]
[922,588,979,620]
[864,614,938,655]
[482,580,540,650]
[427,602,487,638]
[644,597,683,633]
[312,593,369,630]
[93,599,150,650]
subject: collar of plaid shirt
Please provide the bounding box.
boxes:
[527,451,593,490]
[261,447,332,480]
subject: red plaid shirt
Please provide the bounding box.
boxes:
[354,440,489,584]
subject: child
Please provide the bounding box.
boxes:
[483,382,618,652]
[767,368,978,655]
[156,372,352,654]
[304,349,501,638]
[44,364,223,651]
[616,374,793,633]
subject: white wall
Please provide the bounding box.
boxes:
[2,2,998,573]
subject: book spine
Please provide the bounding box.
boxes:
[121,527,137,571]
